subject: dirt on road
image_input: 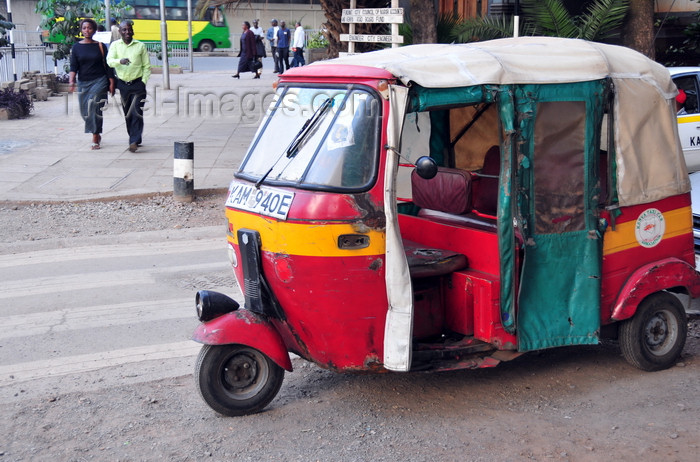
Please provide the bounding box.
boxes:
[0,194,698,461]
[0,193,229,250]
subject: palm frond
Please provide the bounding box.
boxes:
[578,0,629,41]
[521,0,578,38]
[437,12,463,43]
[194,0,214,18]
[195,0,250,17]
[453,15,516,43]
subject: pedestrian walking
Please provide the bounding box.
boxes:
[277,21,291,74]
[109,18,120,43]
[291,21,306,68]
[106,20,151,153]
[252,19,266,73]
[68,18,116,150]
[232,21,260,79]
[266,19,280,73]
[251,19,263,38]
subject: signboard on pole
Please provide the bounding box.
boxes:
[341,9,404,24]
[340,34,404,44]
[342,0,403,52]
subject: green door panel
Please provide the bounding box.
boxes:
[517,232,600,351]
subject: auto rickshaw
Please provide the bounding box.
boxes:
[193,37,700,416]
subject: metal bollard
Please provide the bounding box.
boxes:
[174,141,194,202]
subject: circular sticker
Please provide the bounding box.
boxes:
[635,208,665,248]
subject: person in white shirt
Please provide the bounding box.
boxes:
[251,19,263,37]
[251,19,266,63]
[291,21,306,67]
[109,18,120,43]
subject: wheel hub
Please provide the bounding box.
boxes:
[644,313,668,348]
[223,355,259,389]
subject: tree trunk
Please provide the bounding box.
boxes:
[622,0,655,59]
[319,0,394,58]
[409,0,438,44]
[319,0,345,57]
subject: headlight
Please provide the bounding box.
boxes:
[195,290,240,322]
[196,296,204,319]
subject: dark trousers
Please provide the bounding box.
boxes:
[278,47,290,72]
[271,46,279,72]
[117,79,146,145]
[291,47,305,67]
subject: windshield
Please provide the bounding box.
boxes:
[237,86,381,191]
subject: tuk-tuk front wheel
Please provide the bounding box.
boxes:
[195,344,284,416]
[619,292,687,371]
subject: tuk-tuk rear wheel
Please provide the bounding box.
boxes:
[619,292,687,372]
[195,344,284,416]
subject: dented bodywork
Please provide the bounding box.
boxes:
[193,309,293,371]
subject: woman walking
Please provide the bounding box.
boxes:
[69,19,115,150]
[233,21,260,79]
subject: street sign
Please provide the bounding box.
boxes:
[341,8,404,24]
[340,34,404,44]
[342,8,403,15]
[341,2,403,51]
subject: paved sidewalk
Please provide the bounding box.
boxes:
[0,65,280,202]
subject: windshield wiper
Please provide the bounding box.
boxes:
[286,97,334,158]
[255,97,334,189]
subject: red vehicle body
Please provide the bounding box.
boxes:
[193,38,700,416]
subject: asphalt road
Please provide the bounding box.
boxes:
[0,226,237,403]
[0,223,698,461]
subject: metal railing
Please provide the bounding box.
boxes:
[145,42,192,70]
[7,30,45,47]
[0,47,49,82]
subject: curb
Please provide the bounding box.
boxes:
[0,188,229,206]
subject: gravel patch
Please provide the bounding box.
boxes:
[0,193,228,244]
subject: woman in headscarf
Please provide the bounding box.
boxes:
[233,21,260,79]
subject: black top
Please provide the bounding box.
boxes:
[70,42,114,82]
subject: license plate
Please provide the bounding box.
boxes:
[225,181,295,220]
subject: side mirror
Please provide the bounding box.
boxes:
[415,156,438,179]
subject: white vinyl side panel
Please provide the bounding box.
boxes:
[613,77,690,205]
[383,85,413,372]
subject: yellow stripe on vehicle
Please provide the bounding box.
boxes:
[677,115,700,124]
[603,206,692,255]
[226,209,385,257]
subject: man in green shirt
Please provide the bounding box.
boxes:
[107,21,151,152]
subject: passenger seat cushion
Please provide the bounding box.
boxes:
[403,239,469,278]
[411,167,473,215]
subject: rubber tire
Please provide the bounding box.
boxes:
[198,40,215,53]
[619,292,687,371]
[195,344,284,416]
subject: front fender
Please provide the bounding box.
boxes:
[611,257,700,321]
[193,309,293,371]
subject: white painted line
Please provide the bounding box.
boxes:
[0,262,227,300]
[0,340,202,386]
[0,298,193,340]
[0,238,224,269]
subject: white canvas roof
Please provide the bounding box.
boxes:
[316,37,689,206]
